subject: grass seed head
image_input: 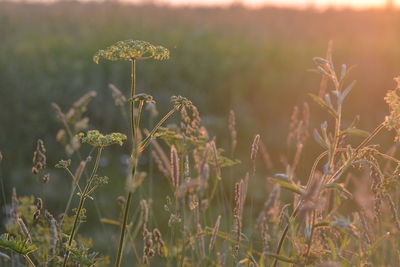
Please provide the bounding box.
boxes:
[170,145,180,188]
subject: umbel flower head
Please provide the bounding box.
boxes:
[385,77,400,142]
[78,130,127,147]
[171,95,193,110]
[93,40,170,64]
[130,93,156,104]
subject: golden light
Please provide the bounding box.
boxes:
[168,0,396,8]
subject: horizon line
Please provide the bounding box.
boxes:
[2,0,398,10]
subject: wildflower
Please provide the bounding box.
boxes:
[171,95,193,109]
[93,40,170,63]
[55,159,71,169]
[129,93,156,104]
[384,77,400,141]
[78,130,127,147]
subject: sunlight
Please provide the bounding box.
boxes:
[167,0,396,8]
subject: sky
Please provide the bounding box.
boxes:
[158,0,397,8]
[21,0,399,9]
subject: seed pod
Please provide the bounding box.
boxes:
[17,218,32,243]
[208,215,221,253]
[250,134,260,161]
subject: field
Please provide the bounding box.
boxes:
[1,2,400,266]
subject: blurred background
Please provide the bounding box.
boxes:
[1,0,400,257]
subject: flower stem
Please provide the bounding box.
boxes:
[62,146,103,267]
[24,254,36,267]
[115,190,134,267]
[115,59,138,267]
[130,59,136,147]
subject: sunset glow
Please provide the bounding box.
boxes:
[161,0,397,8]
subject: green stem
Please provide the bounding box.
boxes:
[24,254,36,267]
[327,122,385,184]
[62,146,103,267]
[305,210,316,261]
[130,59,136,148]
[138,107,178,152]
[329,104,342,169]
[115,191,133,267]
[136,100,144,132]
[272,200,302,267]
[115,59,138,267]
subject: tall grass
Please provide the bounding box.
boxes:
[2,33,400,266]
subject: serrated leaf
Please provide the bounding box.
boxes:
[309,93,338,118]
[269,177,305,195]
[0,234,37,256]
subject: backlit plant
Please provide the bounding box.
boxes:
[3,39,400,267]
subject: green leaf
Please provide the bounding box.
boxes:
[313,221,331,228]
[309,93,338,118]
[313,129,328,149]
[342,128,370,138]
[264,252,299,264]
[366,232,391,256]
[67,245,101,266]
[327,238,337,261]
[0,234,37,256]
[269,177,305,195]
[259,253,265,267]
[324,183,353,199]
[339,80,356,104]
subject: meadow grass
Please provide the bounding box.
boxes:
[2,2,400,266]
